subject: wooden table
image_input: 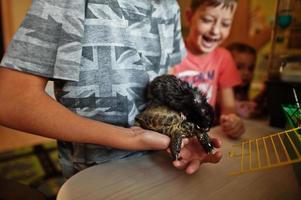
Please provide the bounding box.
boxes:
[57,120,301,200]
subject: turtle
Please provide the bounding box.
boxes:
[134,104,213,160]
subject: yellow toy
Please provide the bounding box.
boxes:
[229,88,301,175]
[229,127,301,175]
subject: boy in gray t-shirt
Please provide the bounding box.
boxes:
[0,0,222,178]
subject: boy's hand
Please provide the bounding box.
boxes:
[236,101,257,118]
[220,114,245,138]
[170,137,222,174]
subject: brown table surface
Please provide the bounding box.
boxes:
[57,120,301,200]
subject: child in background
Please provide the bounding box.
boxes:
[0,0,222,178]
[227,42,268,118]
[171,0,245,139]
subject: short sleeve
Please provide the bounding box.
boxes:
[168,1,186,68]
[218,48,242,89]
[0,0,85,81]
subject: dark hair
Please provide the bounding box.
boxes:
[226,42,257,56]
[190,0,237,13]
[227,42,257,101]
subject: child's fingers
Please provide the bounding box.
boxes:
[221,120,232,131]
[220,114,233,128]
[221,114,242,131]
[173,158,189,170]
[227,123,245,139]
[210,138,222,148]
[185,151,223,174]
[176,145,194,161]
[220,115,229,124]
[185,160,201,174]
[182,138,189,148]
[223,118,245,138]
[200,151,223,164]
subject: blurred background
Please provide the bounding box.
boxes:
[0,0,300,199]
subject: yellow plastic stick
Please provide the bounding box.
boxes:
[271,136,280,163]
[285,130,301,158]
[249,140,252,170]
[256,138,261,168]
[241,141,244,172]
[263,136,271,166]
[278,133,291,162]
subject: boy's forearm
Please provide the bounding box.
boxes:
[0,88,135,149]
[219,88,237,115]
[0,73,145,151]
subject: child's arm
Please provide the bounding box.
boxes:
[0,67,222,174]
[219,88,245,138]
[0,68,170,151]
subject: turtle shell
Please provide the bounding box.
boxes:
[135,105,185,137]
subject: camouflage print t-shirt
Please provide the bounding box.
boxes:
[1,0,185,178]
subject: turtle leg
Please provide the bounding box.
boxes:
[170,133,182,160]
[196,131,213,154]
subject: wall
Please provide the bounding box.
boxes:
[177,0,191,37]
[1,0,32,49]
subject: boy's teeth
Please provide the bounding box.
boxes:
[204,36,219,42]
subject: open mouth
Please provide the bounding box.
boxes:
[202,35,220,48]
